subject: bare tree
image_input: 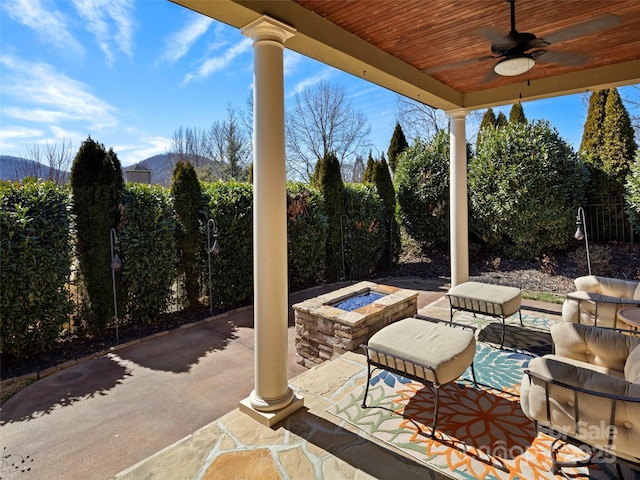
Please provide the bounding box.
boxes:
[16,139,74,184]
[285,80,371,182]
[171,105,251,182]
[395,95,483,146]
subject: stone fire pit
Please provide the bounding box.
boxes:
[293,281,418,367]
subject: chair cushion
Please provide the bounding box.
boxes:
[447,282,521,317]
[368,318,475,385]
[626,346,640,384]
[635,282,640,300]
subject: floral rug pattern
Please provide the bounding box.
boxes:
[331,313,623,479]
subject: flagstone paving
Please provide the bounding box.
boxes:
[115,294,563,480]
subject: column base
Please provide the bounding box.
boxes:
[239,393,305,427]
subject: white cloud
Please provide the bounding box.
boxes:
[0,126,44,140]
[182,38,252,85]
[283,50,304,77]
[1,54,118,131]
[2,0,84,57]
[289,67,336,97]
[116,136,171,166]
[158,14,213,65]
[71,0,135,65]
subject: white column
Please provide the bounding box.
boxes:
[448,109,469,287]
[239,16,303,427]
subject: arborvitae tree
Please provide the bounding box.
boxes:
[625,150,640,235]
[496,111,508,128]
[509,102,527,124]
[314,152,345,281]
[387,122,409,173]
[362,151,375,183]
[171,161,203,309]
[372,156,399,269]
[477,107,497,150]
[70,136,123,335]
[580,89,609,161]
[601,88,638,195]
[580,89,609,195]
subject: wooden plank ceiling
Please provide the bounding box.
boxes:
[172,0,640,110]
[294,0,640,94]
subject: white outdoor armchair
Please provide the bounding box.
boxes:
[561,275,640,329]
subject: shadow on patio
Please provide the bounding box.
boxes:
[116,292,636,480]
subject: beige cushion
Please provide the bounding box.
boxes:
[626,346,640,384]
[521,356,640,463]
[368,318,475,386]
[447,282,521,317]
[543,354,625,379]
[551,322,640,372]
[575,275,639,299]
[635,282,640,300]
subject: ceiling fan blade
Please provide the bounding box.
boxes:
[533,49,589,66]
[424,55,496,74]
[475,26,515,47]
[480,68,499,85]
[540,14,621,45]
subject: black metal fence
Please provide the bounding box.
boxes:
[582,196,637,243]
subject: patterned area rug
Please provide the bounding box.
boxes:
[330,313,627,479]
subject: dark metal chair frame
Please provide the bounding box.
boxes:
[524,368,640,478]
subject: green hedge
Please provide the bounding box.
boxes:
[1,180,74,359]
[343,183,385,279]
[395,132,451,248]
[120,184,177,325]
[287,182,328,289]
[202,181,254,307]
[2,178,387,358]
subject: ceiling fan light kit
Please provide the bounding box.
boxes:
[494,54,535,76]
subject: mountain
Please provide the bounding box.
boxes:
[1,153,222,187]
[126,153,224,186]
[0,155,69,183]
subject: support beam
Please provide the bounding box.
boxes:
[239,16,303,427]
[448,108,469,287]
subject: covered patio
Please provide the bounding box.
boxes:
[148,0,640,475]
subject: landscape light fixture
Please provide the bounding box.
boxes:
[574,207,591,276]
[207,219,221,313]
[110,228,122,343]
[340,214,351,281]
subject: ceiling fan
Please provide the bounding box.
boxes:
[425,0,621,79]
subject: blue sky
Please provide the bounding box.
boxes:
[1,0,637,168]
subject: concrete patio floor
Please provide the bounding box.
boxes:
[0,277,449,480]
[113,284,563,480]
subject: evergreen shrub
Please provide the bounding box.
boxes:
[625,150,640,234]
[120,184,177,325]
[342,184,385,279]
[171,161,203,309]
[202,181,253,307]
[0,180,74,359]
[287,182,328,289]
[70,137,123,334]
[395,130,450,248]
[470,121,588,259]
[313,153,345,281]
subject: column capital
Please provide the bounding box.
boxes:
[241,15,296,44]
[446,108,470,119]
